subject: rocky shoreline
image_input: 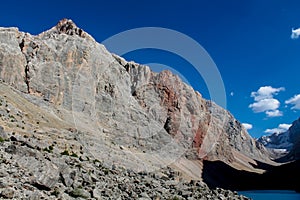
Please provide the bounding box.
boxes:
[0,127,249,199]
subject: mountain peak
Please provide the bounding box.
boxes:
[39,18,94,41]
[55,18,82,36]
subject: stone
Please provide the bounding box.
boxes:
[92,188,102,199]
[69,187,91,199]
[0,126,8,140]
[5,145,17,154]
[0,170,8,178]
[0,181,7,188]
[60,168,75,187]
[0,188,15,198]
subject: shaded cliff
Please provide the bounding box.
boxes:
[203,159,300,192]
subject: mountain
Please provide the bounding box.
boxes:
[204,117,300,192]
[0,19,290,198]
[258,131,292,151]
[257,118,300,161]
[285,118,300,160]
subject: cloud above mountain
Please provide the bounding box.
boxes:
[242,123,253,130]
[266,110,283,117]
[265,123,292,134]
[285,94,300,110]
[249,86,285,117]
[249,98,280,113]
[250,86,285,101]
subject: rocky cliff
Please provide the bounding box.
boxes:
[0,19,274,198]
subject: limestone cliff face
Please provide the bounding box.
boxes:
[0,27,27,91]
[0,19,271,178]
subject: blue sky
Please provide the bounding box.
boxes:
[1,0,300,138]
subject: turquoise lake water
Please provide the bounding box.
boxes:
[239,190,300,200]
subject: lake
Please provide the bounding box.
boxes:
[239,190,300,200]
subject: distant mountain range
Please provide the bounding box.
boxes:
[204,117,300,192]
[258,118,300,161]
[0,19,299,198]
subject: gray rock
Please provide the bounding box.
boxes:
[60,168,75,187]
[17,156,60,190]
[92,188,102,199]
[68,187,91,199]
[0,188,15,198]
[5,145,17,154]
[0,126,8,141]
[0,169,8,178]
[0,181,7,188]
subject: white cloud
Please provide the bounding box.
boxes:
[249,86,284,117]
[250,86,285,101]
[242,123,253,130]
[266,110,283,117]
[291,28,300,39]
[265,123,292,134]
[249,98,280,113]
[278,124,292,130]
[285,94,300,110]
[230,92,234,96]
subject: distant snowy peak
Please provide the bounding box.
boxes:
[258,118,300,152]
[258,130,293,150]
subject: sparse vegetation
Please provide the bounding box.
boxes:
[75,163,83,168]
[70,152,78,157]
[43,145,54,153]
[50,188,60,197]
[103,167,110,175]
[60,150,70,156]
[93,159,101,164]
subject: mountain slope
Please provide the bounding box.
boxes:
[0,86,250,199]
[0,19,278,198]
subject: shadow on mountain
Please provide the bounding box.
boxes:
[202,159,300,192]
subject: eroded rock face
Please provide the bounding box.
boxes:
[0,19,271,177]
[0,28,27,92]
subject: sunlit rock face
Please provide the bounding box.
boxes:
[0,19,271,179]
